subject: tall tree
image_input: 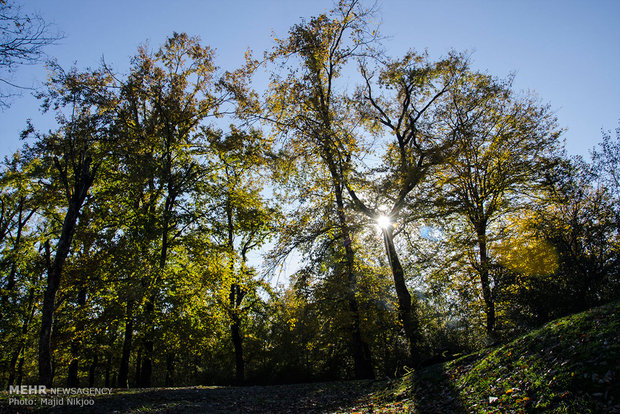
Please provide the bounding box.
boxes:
[22,64,117,386]
[257,0,378,379]
[114,32,224,387]
[0,154,44,389]
[532,157,618,315]
[432,71,561,336]
[200,127,277,384]
[344,51,467,364]
[592,122,620,213]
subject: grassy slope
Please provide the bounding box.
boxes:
[1,301,618,413]
[363,300,620,413]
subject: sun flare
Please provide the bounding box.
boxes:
[376,215,392,230]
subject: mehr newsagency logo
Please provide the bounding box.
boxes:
[7,385,111,407]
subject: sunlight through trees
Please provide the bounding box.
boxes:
[0,0,617,390]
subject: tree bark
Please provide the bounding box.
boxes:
[7,347,21,389]
[117,300,133,388]
[39,266,60,387]
[88,354,98,387]
[230,283,245,384]
[140,191,173,387]
[164,353,175,387]
[383,227,420,365]
[66,353,79,387]
[476,228,495,336]
[67,287,87,387]
[134,347,142,387]
[348,296,374,379]
[331,163,374,379]
[139,310,154,387]
[16,355,25,386]
[38,156,94,387]
[104,354,111,387]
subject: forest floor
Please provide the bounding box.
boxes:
[2,300,618,413]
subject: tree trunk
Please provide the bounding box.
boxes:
[38,157,94,387]
[231,315,244,384]
[4,205,30,389]
[229,283,246,384]
[88,355,98,387]
[39,265,61,387]
[383,227,420,365]
[104,354,111,387]
[348,297,374,379]
[16,355,25,386]
[118,300,133,388]
[140,192,173,387]
[39,257,59,387]
[7,286,36,388]
[476,229,495,336]
[67,287,87,387]
[7,347,22,389]
[139,234,167,387]
[66,357,79,387]
[140,317,153,388]
[134,347,142,387]
[165,353,175,387]
[331,164,374,379]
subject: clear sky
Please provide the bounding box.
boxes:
[1,0,619,159]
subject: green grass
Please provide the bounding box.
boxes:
[368,301,620,413]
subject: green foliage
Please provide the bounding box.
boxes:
[498,157,619,328]
[0,1,617,391]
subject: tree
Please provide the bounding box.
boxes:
[257,0,379,379]
[0,153,44,388]
[528,157,618,317]
[432,71,562,337]
[479,154,619,332]
[21,64,118,386]
[0,0,62,107]
[592,122,620,213]
[113,32,225,387]
[344,51,467,364]
[199,127,277,384]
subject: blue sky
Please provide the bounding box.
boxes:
[1,0,619,159]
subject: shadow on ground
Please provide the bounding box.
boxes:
[407,362,467,414]
[0,380,379,414]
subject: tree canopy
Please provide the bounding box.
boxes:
[0,0,617,390]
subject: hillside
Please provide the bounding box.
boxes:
[364,300,620,413]
[1,301,618,413]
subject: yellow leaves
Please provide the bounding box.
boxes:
[516,396,531,405]
[493,212,559,277]
[496,237,558,277]
[287,317,298,330]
